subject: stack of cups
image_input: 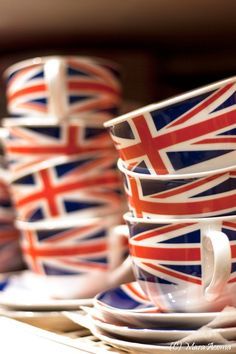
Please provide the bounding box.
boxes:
[104,76,236,312]
[1,56,126,299]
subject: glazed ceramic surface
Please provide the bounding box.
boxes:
[105,76,236,175]
[65,310,236,343]
[2,120,114,175]
[93,283,227,329]
[118,159,236,218]
[125,213,236,312]
[5,56,121,123]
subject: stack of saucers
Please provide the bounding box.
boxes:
[86,76,236,351]
[0,55,127,301]
[64,281,236,353]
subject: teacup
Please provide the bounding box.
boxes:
[104,76,236,175]
[118,159,236,218]
[4,56,122,123]
[15,213,128,299]
[10,152,125,222]
[2,119,114,175]
[124,212,236,313]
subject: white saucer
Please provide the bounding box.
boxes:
[0,308,80,332]
[64,308,236,344]
[94,282,235,329]
[0,294,93,311]
[0,271,93,310]
[65,310,236,343]
[90,325,236,354]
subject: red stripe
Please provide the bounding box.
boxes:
[130,243,201,261]
[223,221,236,229]
[134,223,195,242]
[142,262,202,285]
[194,137,236,144]
[24,230,43,274]
[231,244,236,258]
[22,240,107,257]
[130,189,236,216]
[168,83,234,128]
[123,283,149,301]
[68,81,120,96]
[8,84,47,101]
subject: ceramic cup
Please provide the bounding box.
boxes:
[1,119,114,175]
[104,76,236,175]
[4,56,122,124]
[15,213,128,299]
[118,159,236,218]
[10,152,125,222]
[124,212,236,313]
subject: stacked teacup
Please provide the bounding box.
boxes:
[104,76,236,314]
[1,56,127,299]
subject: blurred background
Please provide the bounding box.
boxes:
[0,0,235,115]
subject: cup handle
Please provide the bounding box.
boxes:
[44,58,68,121]
[202,230,231,302]
[106,224,135,289]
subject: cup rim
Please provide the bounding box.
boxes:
[15,212,122,230]
[104,76,236,128]
[4,55,120,79]
[124,211,236,224]
[117,158,236,180]
[2,117,109,128]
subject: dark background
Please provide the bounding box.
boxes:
[0,0,236,115]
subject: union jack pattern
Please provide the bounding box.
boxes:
[6,57,121,120]
[128,220,236,311]
[123,169,236,218]
[120,282,152,307]
[20,219,123,275]
[11,154,124,222]
[96,282,155,314]
[4,124,114,174]
[110,82,236,174]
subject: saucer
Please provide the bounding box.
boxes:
[65,310,236,343]
[0,308,80,332]
[90,325,236,354]
[0,271,93,310]
[94,283,233,329]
